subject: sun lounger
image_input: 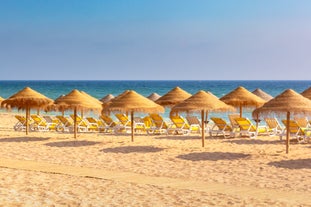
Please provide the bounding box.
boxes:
[265,118,284,136]
[100,114,118,133]
[70,115,93,132]
[30,114,57,131]
[149,114,170,135]
[133,117,148,134]
[13,115,33,131]
[228,114,240,131]
[86,117,107,132]
[56,116,74,132]
[281,119,311,143]
[235,117,268,138]
[294,117,310,128]
[169,115,192,135]
[210,117,235,138]
[186,116,202,134]
[114,114,131,134]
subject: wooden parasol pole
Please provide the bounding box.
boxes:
[286,111,290,154]
[74,107,77,139]
[26,107,29,135]
[131,111,134,142]
[201,110,205,147]
[239,104,243,118]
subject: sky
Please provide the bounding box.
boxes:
[0,0,311,80]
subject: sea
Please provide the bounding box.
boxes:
[1,80,310,121]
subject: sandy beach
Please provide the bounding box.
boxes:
[0,112,311,206]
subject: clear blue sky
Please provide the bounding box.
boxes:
[1,0,311,80]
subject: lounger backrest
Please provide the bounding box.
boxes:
[186,116,201,126]
[235,118,256,131]
[86,117,97,124]
[100,115,117,127]
[265,118,279,129]
[43,116,54,123]
[115,114,131,126]
[170,115,190,129]
[294,117,309,128]
[31,115,45,125]
[281,120,302,134]
[143,116,153,128]
[56,116,73,126]
[229,114,240,128]
[211,117,232,131]
[70,115,89,127]
[150,114,168,129]
[15,115,26,124]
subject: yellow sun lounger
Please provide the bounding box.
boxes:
[235,117,268,138]
[149,114,170,135]
[30,114,57,131]
[114,114,131,134]
[210,117,235,138]
[264,118,284,136]
[228,114,240,131]
[186,116,202,134]
[294,117,310,128]
[281,119,311,143]
[100,114,118,133]
[169,115,200,135]
[70,115,93,132]
[56,116,74,132]
[13,115,33,131]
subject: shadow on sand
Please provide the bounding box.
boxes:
[101,146,164,154]
[45,140,101,147]
[177,152,251,161]
[268,159,311,169]
[0,137,50,142]
[154,135,201,141]
[223,138,282,145]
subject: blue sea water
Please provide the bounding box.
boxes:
[0,80,310,120]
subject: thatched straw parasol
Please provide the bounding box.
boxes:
[1,87,53,135]
[301,87,311,100]
[147,93,161,101]
[156,87,191,107]
[253,89,311,153]
[100,94,115,103]
[103,90,164,142]
[102,91,130,113]
[172,90,235,147]
[54,89,102,138]
[0,96,4,106]
[252,88,273,101]
[220,86,265,117]
[81,91,102,105]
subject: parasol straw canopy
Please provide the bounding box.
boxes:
[301,87,311,100]
[220,86,265,117]
[172,90,235,147]
[54,89,102,138]
[147,93,161,101]
[104,90,164,142]
[156,86,191,107]
[0,96,4,106]
[1,87,53,135]
[104,90,164,114]
[100,94,115,103]
[102,90,130,110]
[81,91,103,105]
[253,89,311,154]
[55,89,102,111]
[252,88,273,101]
